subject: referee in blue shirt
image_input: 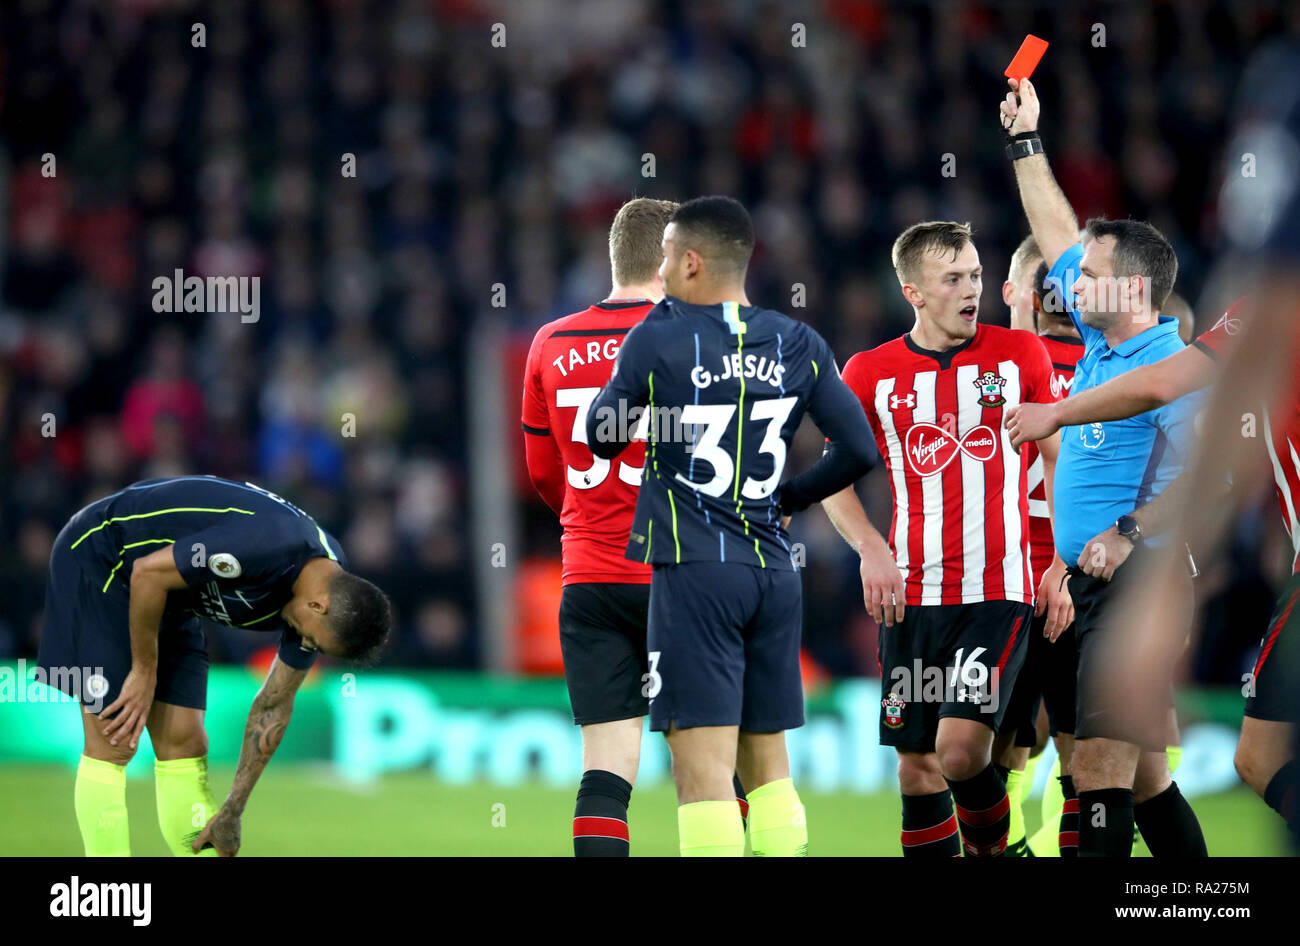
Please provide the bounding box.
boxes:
[999,77,1208,857]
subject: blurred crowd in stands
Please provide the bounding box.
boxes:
[2,0,1295,680]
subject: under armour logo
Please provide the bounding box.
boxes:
[889,392,916,410]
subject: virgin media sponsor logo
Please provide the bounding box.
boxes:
[904,424,998,476]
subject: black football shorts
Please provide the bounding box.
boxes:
[1245,573,1300,723]
[879,600,1032,752]
[558,582,652,726]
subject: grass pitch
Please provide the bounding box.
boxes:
[0,764,1286,856]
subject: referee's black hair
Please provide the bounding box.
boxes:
[1084,217,1178,311]
[325,571,393,665]
[669,195,755,277]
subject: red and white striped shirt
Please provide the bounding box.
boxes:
[1024,334,1085,586]
[841,324,1058,606]
[1193,300,1300,574]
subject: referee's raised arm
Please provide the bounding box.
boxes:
[999,77,1079,270]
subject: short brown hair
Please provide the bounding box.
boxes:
[891,221,974,285]
[1083,217,1178,311]
[610,198,679,285]
[1008,233,1042,287]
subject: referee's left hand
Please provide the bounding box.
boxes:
[1077,525,1133,581]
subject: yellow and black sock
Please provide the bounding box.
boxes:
[901,789,961,856]
[733,773,749,829]
[75,755,130,857]
[1027,758,1065,856]
[746,778,807,856]
[155,756,219,857]
[678,800,744,857]
[572,770,632,857]
[998,764,1031,856]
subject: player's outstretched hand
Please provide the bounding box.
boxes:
[1004,401,1060,451]
[1037,558,1074,641]
[193,804,242,857]
[99,665,156,749]
[1000,77,1040,136]
[860,533,905,628]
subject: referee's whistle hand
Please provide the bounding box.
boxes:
[1076,526,1132,582]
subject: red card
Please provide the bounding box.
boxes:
[1005,35,1049,81]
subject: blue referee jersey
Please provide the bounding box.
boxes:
[1046,243,1204,564]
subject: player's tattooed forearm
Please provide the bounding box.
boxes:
[247,708,288,757]
[227,701,292,811]
[258,658,306,705]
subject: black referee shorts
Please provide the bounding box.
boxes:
[1069,548,1180,749]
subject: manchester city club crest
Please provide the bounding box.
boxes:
[882,693,906,729]
[973,370,1007,408]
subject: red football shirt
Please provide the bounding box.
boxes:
[841,324,1059,606]
[1024,334,1085,585]
[1194,299,1300,574]
[521,300,654,585]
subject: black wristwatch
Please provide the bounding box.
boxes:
[1006,131,1044,161]
[1116,514,1143,545]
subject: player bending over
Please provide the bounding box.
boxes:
[36,475,392,856]
[586,196,878,856]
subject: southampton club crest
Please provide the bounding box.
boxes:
[882,693,906,729]
[973,370,1007,408]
